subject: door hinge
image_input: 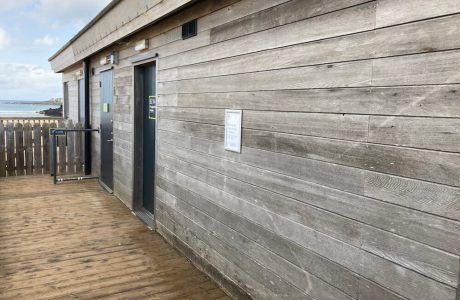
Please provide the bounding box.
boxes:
[99,81,102,87]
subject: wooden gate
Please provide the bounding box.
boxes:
[0,119,84,177]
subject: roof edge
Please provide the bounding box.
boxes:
[48,0,122,61]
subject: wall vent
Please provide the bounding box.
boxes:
[182,19,197,40]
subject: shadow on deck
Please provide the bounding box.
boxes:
[0,176,229,299]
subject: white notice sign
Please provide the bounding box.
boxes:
[224,109,242,153]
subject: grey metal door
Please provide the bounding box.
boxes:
[142,63,156,213]
[100,69,113,191]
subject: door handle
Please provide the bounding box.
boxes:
[107,139,113,143]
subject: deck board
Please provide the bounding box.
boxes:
[0,176,229,300]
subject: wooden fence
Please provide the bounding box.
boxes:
[0,119,85,177]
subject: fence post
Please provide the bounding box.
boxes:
[34,123,43,175]
[49,122,57,175]
[24,122,33,175]
[15,123,24,176]
[57,121,66,175]
[42,123,50,174]
[6,123,15,176]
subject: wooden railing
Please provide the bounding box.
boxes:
[0,119,84,177]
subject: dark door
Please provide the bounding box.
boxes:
[100,69,114,191]
[142,64,156,213]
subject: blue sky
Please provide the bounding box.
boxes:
[0,0,111,101]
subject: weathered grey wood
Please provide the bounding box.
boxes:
[159,2,377,70]
[42,123,50,174]
[364,172,460,221]
[33,123,42,175]
[242,128,460,187]
[158,119,460,187]
[23,123,33,175]
[156,171,456,300]
[369,116,460,152]
[156,211,274,300]
[5,123,15,176]
[57,121,66,174]
[158,130,460,223]
[156,198,352,300]
[161,50,460,93]
[156,153,459,285]
[75,122,83,173]
[157,201,404,300]
[159,60,372,94]
[53,0,460,298]
[157,149,460,257]
[158,85,460,118]
[14,123,24,176]
[376,0,460,27]
[0,122,5,177]
[373,50,460,86]
[210,0,370,43]
[161,14,460,82]
[158,107,370,142]
[66,121,75,174]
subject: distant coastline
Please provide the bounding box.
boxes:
[0,98,62,106]
[0,98,63,118]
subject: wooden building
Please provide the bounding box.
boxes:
[49,1,460,299]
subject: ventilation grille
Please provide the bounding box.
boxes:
[182,19,197,40]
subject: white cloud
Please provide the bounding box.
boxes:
[33,34,58,46]
[31,0,111,29]
[0,63,61,100]
[0,28,11,49]
[0,0,33,13]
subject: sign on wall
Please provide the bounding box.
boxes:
[148,96,156,120]
[224,109,242,153]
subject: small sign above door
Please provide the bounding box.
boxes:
[224,109,242,153]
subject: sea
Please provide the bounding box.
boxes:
[0,100,60,118]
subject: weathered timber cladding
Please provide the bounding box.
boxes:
[58,0,460,299]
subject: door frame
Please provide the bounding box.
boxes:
[132,56,158,228]
[99,68,114,193]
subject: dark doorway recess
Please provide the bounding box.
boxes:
[100,69,114,192]
[133,60,157,227]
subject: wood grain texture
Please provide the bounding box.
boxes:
[0,176,229,300]
[33,123,43,175]
[56,0,460,298]
[376,0,460,27]
[15,123,24,176]
[159,2,377,70]
[158,119,460,187]
[210,0,371,43]
[156,155,459,285]
[57,121,66,174]
[161,11,460,82]
[156,138,460,256]
[23,123,33,175]
[158,85,460,118]
[155,169,456,300]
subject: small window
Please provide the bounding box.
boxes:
[182,19,197,40]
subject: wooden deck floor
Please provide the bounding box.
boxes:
[0,176,229,300]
